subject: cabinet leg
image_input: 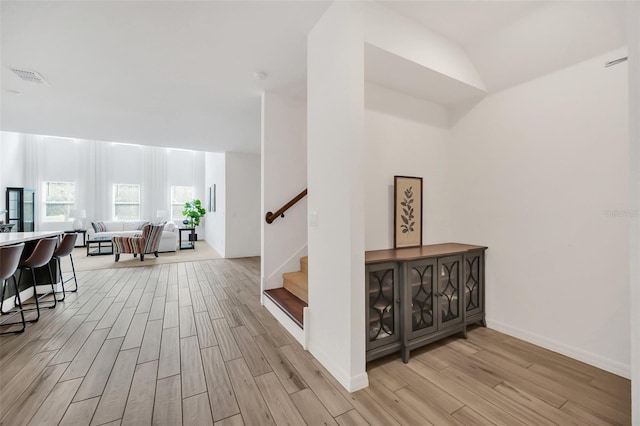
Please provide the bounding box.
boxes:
[462,327,468,339]
[481,318,487,327]
[401,348,409,364]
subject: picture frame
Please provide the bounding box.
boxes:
[394,176,423,249]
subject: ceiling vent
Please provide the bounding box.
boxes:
[9,68,48,85]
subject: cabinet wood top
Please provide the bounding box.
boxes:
[365,243,487,264]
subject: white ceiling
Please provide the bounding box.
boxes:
[1,1,330,153]
[382,1,627,93]
[1,1,629,153]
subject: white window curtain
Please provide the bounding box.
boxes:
[23,134,45,229]
[1,131,204,229]
[143,146,168,221]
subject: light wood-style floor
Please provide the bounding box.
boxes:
[0,258,631,425]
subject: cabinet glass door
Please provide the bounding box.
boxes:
[406,259,436,339]
[437,255,463,329]
[7,189,19,230]
[6,188,35,232]
[367,263,399,349]
[464,252,483,319]
[23,189,35,232]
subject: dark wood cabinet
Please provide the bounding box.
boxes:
[6,187,35,232]
[366,262,401,361]
[463,250,486,326]
[365,243,487,363]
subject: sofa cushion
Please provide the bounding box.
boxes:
[102,230,139,237]
[91,221,107,233]
[137,221,152,230]
[122,221,148,231]
[101,221,125,232]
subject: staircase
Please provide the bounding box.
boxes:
[283,256,308,303]
[264,256,308,328]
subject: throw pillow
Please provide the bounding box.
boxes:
[92,221,107,233]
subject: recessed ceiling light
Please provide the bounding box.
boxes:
[253,71,268,81]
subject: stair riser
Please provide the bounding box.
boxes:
[283,278,308,303]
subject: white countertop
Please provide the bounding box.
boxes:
[0,231,62,247]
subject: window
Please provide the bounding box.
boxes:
[171,186,193,220]
[113,184,141,220]
[44,181,75,222]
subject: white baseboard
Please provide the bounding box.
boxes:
[264,244,307,290]
[303,307,310,350]
[1,287,34,313]
[488,318,631,379]
[310,346,369,392]
[1,283,62,313]
[263,296,305,346]
[262,299,369,392]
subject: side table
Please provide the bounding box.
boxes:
[65,230,87,247]
[178,227,195,250]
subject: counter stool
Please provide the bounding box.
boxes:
[53,233,78,302]
[17,237,58,322]
[0,243,26,334]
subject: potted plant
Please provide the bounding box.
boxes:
[182,199,206,228]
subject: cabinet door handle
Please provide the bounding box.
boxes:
[396,299,400,304]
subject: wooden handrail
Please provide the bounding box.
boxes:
[265,188,307,224]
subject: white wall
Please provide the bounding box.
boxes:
[365,83,452,250]
[0,132,25,193]
[204,152,226,256]
[307,1,367,392]
[225,152,261,258]
[0,132,24,224]
[628,1,640,419]
[449,48,630,376]
[261,92,308,291]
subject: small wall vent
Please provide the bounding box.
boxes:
[9,68,48,85]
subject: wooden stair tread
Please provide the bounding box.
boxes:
[300,256,308,273]
[264,288,307,328]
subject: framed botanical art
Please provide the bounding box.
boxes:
[394,176,423,249]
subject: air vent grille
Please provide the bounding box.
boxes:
[9,68,48,84]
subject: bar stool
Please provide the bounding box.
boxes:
[52,233,78,302]
[0,243,26,334]
[18,237,58,322]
